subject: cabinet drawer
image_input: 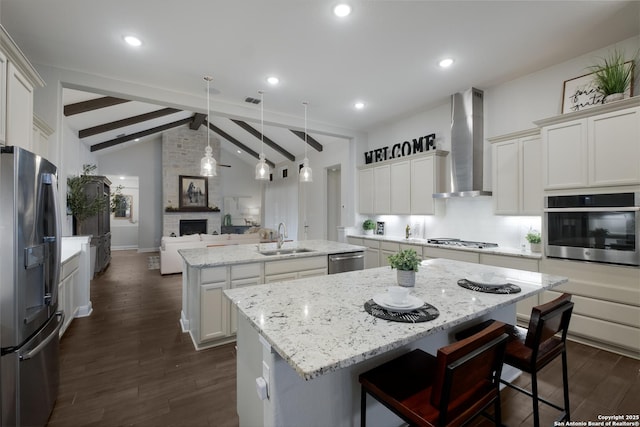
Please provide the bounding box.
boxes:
[399,243,423,256]
[479,254,539,272]
[362,239,380,249]
[347,237,363,246]
[264,272,298,283]
[423,247,479,263]
[201,266,226,283]
[380,241,399,252]
[265,256,328,275]
[231,263,261,280]
[60,254,80,280]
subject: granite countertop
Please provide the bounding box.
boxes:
[179,239,366,268]
[348,234,542,260]
[224,258,567,380]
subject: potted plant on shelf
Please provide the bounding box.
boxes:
[362,219,376,236]
[388,249,420,287]
[525,230,542,253]
[588,49,635,103]
[590,228,609,249]
[67,164,108,235]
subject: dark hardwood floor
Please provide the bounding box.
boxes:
[49,250,639,426]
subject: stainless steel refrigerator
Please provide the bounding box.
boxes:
[0,146,64,427]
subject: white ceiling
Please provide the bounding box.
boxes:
[2,1,639,163]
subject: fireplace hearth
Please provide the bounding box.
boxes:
[180,219,207,236]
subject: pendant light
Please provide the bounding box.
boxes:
[299,101,313,183]
[200,75,217,177]
[255,90,270,180]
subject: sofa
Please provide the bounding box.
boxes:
[160,233,261,275]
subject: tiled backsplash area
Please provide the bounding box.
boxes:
[162,127,222,236]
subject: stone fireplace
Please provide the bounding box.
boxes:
[162,127,222,236]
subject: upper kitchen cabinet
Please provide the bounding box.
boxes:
[0,25,45,150]
[357,150,447,216]
[490,129,542,215]
[536,98,640,191]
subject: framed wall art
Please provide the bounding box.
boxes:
[562,61,634,113]
[179,175,209,210]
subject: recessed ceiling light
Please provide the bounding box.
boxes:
[123,35,142,47]
[237,150,242,154]
[334,4,352,17]
[354,102,365,110]
[439,58,454,68]
[266,76,279,85]
[119,176,125,180]
[134,138,140,142]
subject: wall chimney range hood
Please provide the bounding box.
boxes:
[433,87,492,198]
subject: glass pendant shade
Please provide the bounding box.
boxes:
[255,153,270,180]
[200,145,217,177]
[300,157,313,182]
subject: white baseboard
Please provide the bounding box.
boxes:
[138,247,160,253]
[112,245,139,251]
[76,302,93,317]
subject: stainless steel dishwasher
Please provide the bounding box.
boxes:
[328,251,365,274]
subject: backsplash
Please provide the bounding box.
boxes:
[358,197,541,250]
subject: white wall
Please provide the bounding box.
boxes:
[96,136,163,252]
[362,36,639,249]
[107,175,139,250]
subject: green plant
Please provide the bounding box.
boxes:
[387,249,420,272]
[362,219,376,231]
[110,185,126,213]
[67,164,107,222]
[588,49,635,96]
[590,228,609,237]
[525,231,541,244]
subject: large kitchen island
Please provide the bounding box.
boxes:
[224,258,568,427]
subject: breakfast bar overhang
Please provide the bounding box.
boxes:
[224,258,568,427]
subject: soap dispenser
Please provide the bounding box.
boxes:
[405,224,410,239]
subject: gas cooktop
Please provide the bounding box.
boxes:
[426,238,498,249]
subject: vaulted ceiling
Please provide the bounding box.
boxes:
[3,1,639,164]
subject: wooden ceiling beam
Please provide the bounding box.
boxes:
[64,96,131,116]
[207,121,275,169]
[190,113,207,130]
[231,119,295,162]
[90,117,192,152]
[79,107,181,138]
[290,130,323,152]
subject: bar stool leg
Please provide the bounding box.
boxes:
[562,351,570,421]
[361,389,366,427]
[531,370,540,427]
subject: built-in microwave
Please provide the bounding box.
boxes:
[544,192,640,267]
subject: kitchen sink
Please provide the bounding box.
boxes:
[259,248,315,256]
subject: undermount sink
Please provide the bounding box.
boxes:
[259,248,315,256]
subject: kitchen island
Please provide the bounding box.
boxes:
[224,258,568,427]
[178,240,365,350]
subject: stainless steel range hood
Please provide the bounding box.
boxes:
[433,87,492,198]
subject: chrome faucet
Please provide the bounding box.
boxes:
[277,222,288,249]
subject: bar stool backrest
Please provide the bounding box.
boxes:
[524,293,574,353]
[431,321,508,425]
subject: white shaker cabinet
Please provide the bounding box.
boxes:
[410,152,447,215]
[536,99,640,190]
[358,168,374,214]
[373,164,391,214]
[490,129,542,215]
[389,161,410,214]
[0,50,6,145]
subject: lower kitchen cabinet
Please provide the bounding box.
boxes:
[423,246,480,264]
[230,276,261,334]
[479,253,540,324]
[540,258,640,358]
[379,241,399,267]
[200,281,228,341]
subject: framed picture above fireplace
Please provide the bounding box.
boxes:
[179,175,208,210]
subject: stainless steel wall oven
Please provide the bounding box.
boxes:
[544,192,639,266]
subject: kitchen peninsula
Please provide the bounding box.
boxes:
[224,258,568,427]
[178,240,365,350]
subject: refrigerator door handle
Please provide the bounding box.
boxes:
[19,311,64,361]
[42,172,61,305]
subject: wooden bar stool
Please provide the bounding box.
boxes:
[501,293,574,426]
[359,321,508,426]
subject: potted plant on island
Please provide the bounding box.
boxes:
[588,49,635,103]
[525,230,542,253]
[362,219,376,236]
[388,249,420,287]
